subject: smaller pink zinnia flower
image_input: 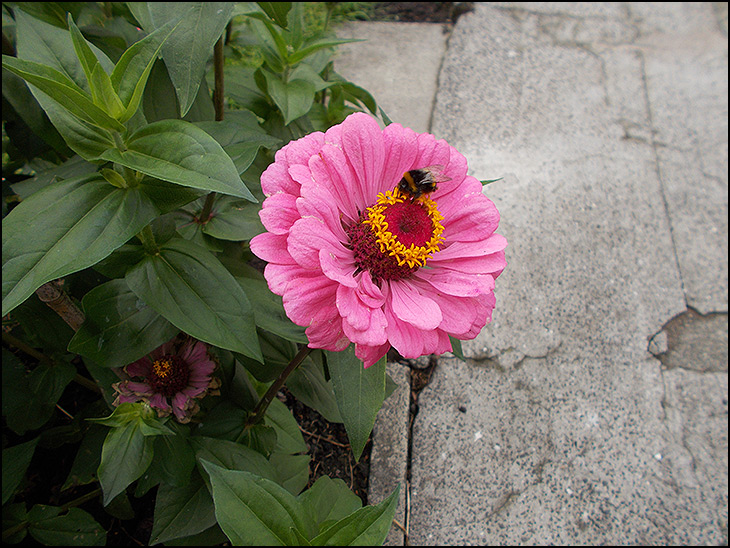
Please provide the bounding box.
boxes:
[112,336,219,423]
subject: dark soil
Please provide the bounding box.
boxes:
[370,2,474,23]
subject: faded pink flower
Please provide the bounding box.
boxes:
[250,113,506,367]
[112,336,219,423]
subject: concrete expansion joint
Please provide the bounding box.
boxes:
[393,353,440,546]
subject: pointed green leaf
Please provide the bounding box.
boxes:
[111,17,180,122]
[298,476,362,529]
[100,120,256,200]
[150,470,217,545]
[263,70,315,125]
[89,63,125,119]
[2,55,126,132]
[200,459,312,546]
[2,438,39,505]
[145,2,234,117]
[27,506,107,546]
[97,421,155,505]
[326,346,387,461]
[310,484,400,546]
[68,279,180,369]
[66,13,100,89]
[2,175,160,317]
[191,437,276,482]
[124,237,262,361]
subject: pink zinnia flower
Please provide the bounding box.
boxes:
[112,336,219,423]
[250,113,507,367]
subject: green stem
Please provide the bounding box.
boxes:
[198,35,226,224]
[238,346,313,438]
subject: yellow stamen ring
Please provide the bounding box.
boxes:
[362,189,445,269]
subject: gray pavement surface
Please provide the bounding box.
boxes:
[336,3,727,545]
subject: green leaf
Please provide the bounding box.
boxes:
[326,346,387,461]
[68,279,179,369]
[97,421,155,505]
[150,424,196,487]
[27,506,107,546]
[89,63,125,119]
[1,348,76,435]
[124,237,262,361]
[235,275,307,344]
[67,14,100,88]
[2,438,39,504]
[100,119,256,200]
[14,9,115,93]
[287,37,365,66]
[201,459,313,545]
[287,355,342,423]
[191,437,277,483]
[111,17,181,122]
[145,2,234,117]
[150,470,217,545]
[298,476,362,530]
[269,452,310,497]
[3,503,28,544]
[193,110,280,175]
[2,55,125,132]
[448,335,466,362]
[2,175,160,317]
[263,70,315,125]
[257,2,293,28]
[62,424,107,491]
[266,398,308,455]
[481,177,503,185]
[309,484,400,546]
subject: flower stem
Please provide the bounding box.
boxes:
[198,35,226,224]
[241,345,312,435]
[35,281,85,331]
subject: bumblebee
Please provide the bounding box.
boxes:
[398,165,451,200]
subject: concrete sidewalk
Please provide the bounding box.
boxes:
[336,3,727,545]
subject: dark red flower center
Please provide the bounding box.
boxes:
[348,188,444,283]
[149,355,190,397]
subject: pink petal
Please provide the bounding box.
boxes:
[341,112,385,212]
[259,192,300,234]
[381,122,419,196]
[413,269,495,297]
[125,357,151,378]
[282,272,339,327]
[308,143,361,222]
[387,279,442,331]
[261,156,298,196]
[337,284,388,346]
[149,393,171,411]
[356,342,391,368]
[432,234,508,263]
[431,250,507,276]
[250,232,296,265]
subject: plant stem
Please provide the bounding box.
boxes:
[1,332,101,394]
[35,281,85,331]
[213,35,225,122]
[199,35,226,224]
[240,345,313,436]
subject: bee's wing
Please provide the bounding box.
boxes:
[425,164,452,183]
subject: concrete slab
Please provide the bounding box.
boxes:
[333,21,449,133]
[332,4,727,545]
[367,362,410,546]
[408,2,728,545]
